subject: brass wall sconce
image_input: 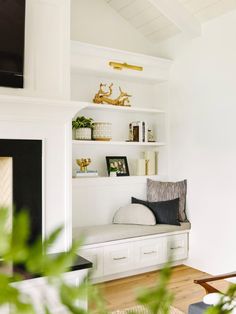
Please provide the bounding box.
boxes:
[109,61,143,72]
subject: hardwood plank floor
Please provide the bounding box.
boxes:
[96,265,230,313]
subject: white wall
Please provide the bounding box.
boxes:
[160,10,236,274]
[71,0,156,55]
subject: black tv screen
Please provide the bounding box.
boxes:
[0,0,26,88]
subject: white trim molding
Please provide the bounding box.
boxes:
[0,95,81,253]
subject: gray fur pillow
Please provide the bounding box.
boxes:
[147,179,187,222]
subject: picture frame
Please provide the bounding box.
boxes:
[106,156,130,177]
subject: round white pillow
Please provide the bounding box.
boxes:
[113,204,156,225]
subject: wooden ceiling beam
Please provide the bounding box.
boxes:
[147,0,202,38]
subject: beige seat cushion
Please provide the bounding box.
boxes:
[73,222,191,245]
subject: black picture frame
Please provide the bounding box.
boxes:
[106,156,130,177]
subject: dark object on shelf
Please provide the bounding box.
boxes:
[106,156,130,177]
[133,125,139,141]
[129,121,147,142]
[14,255,93,281]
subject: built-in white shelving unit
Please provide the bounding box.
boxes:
[70,41,172,229]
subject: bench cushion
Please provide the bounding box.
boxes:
[73,222,191,245]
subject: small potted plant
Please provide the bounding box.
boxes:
[72,116,93,140]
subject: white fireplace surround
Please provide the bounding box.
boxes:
[0,95,83,253]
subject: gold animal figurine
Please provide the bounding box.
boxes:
[76,158,91,172]
[93,83,131,107]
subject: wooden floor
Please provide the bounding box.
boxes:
[97,265,229,313]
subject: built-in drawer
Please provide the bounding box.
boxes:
[79,248,103,279]
[134,238,165,268]
[167,233,188,261]
[104,243,134,276]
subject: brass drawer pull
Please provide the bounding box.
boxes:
[113,257,127,261]
[143,251,157,255]
[170,246,183,250]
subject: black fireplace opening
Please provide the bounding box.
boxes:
[0,139,42,244]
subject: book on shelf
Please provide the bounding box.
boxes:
[75,170,98,177]
[129,121,148,142]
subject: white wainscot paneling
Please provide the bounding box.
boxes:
[73,177,147,227]
[72,175,167,228]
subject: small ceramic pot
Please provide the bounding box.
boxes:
[75,128,92,140]
[93,122,112,141]
[109,171,117,177]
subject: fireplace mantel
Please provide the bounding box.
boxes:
[0,95,83,122]
[0,95,81,253]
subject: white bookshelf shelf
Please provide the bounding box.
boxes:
[77,102,166,114]
[72,140,166,147]
[72,175,167,187]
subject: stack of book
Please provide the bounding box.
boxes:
[75,170,98,178]
[129,121,148,142]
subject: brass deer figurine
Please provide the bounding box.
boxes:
[93,83,131,107]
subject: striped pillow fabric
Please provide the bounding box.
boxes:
[147,179,188,222]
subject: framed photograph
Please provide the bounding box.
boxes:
[106,156,130,177]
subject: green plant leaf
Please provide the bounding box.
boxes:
[0,208,11,255]
[4,210,30,263]
[72,116,94,129]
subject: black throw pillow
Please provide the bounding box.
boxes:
[131,197,180,226]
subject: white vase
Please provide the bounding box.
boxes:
[93,122,112,141]
[75,128,92,140]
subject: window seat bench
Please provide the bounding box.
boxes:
[73,222,191,245]
[73,223,191,283]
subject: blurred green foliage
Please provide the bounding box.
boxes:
[0,207,105,314]
[1,207,235,314]
[205,284,236,314]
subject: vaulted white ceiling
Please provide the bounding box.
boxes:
[105,0,236,42]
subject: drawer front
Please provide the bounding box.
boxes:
[79,248,103,279]
[104,243,134,276]
[167,233,188,261]
[134,238,165,268]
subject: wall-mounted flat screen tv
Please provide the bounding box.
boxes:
[0,0,26,88]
